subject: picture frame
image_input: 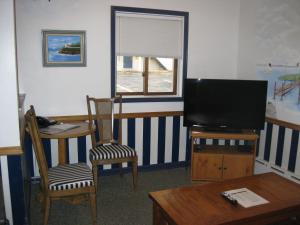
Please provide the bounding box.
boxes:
[42,30,86,67]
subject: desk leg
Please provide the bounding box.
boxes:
[58,138,66,165]
[153,203,168,225]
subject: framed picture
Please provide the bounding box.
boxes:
[42,30,86,67]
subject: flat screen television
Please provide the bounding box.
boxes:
[183,78,268,131]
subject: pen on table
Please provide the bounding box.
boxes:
[230,190,247,195]
[221,192,238,205]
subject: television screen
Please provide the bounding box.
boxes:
[183,79,268,130]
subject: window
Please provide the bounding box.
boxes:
[117,56,177,95]
[111,6,189,102]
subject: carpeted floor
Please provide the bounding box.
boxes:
[30,167,191,225]
[29,167,300,225]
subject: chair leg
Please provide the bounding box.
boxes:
[43,196,50,225]
[90,192,97,225]
[132,157,138,190]
[92,165,98,192]
[119,162,124,177]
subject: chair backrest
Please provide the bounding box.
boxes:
[86,95,122,147]
[25,106,49,189]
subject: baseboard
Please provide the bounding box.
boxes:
[100,161,189,176]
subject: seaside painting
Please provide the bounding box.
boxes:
[256,0,300,124]
[257,65,300,124]
[42,30,86,67]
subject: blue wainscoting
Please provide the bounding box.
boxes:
[7,155,26,225]
[24,115,189,178]
[23,115,300,185]
[257,120,300,182]
[16,114,300,225]
[0,155,27,225]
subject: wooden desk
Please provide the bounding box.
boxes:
[40,122,92,165]
[149,173,300,225]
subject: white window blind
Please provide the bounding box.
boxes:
[116,12,184,58]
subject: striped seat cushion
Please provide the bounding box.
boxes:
[89,144,136,161]
[48,163,94,191]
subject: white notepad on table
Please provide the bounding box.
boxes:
[222,188,269,208]
[40,123,79,135]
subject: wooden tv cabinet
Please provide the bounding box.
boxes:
[191,130,258,181]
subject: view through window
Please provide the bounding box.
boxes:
[117,56,177,94]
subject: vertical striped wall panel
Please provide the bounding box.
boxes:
[257,122,300,183]
[25,115,189,177]
[14,115,300,225]
[288,130,299,172]
[143,117,151,166]
[0,155,27,225]
[24,115,300,185]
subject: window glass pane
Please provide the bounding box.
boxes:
[148,57,174,93]
[117,56,144,93]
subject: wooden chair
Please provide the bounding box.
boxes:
[25,106,97,225]
[86,95,138,190]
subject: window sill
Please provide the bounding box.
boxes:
[118,96,183,103]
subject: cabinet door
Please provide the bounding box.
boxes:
[192,153,223,180]
[222,154,253,180]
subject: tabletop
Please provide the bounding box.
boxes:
[39,122,94,165]
[149,173,300,225]
[39,122,92,139]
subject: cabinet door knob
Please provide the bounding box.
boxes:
[223,167,227,170]
[218,167,222,170]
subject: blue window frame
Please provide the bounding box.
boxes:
[111,6,189,102]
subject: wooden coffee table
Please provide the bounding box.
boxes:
[149,173,300,225]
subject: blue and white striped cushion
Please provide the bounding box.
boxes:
[48,163,94,191]
[89,144,136,161]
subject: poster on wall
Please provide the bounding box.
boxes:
[42,30,86,67]
[256,0,300,124]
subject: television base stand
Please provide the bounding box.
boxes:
[206,128,242,133]
[191,127,249,134]
[190,130,259,181]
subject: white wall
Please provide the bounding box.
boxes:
[0,1,19,224]
[236,0,257,79]
[16,0,241,116]
[256,0,300,66]
[0,0,20,147]
[238,0,300,79]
